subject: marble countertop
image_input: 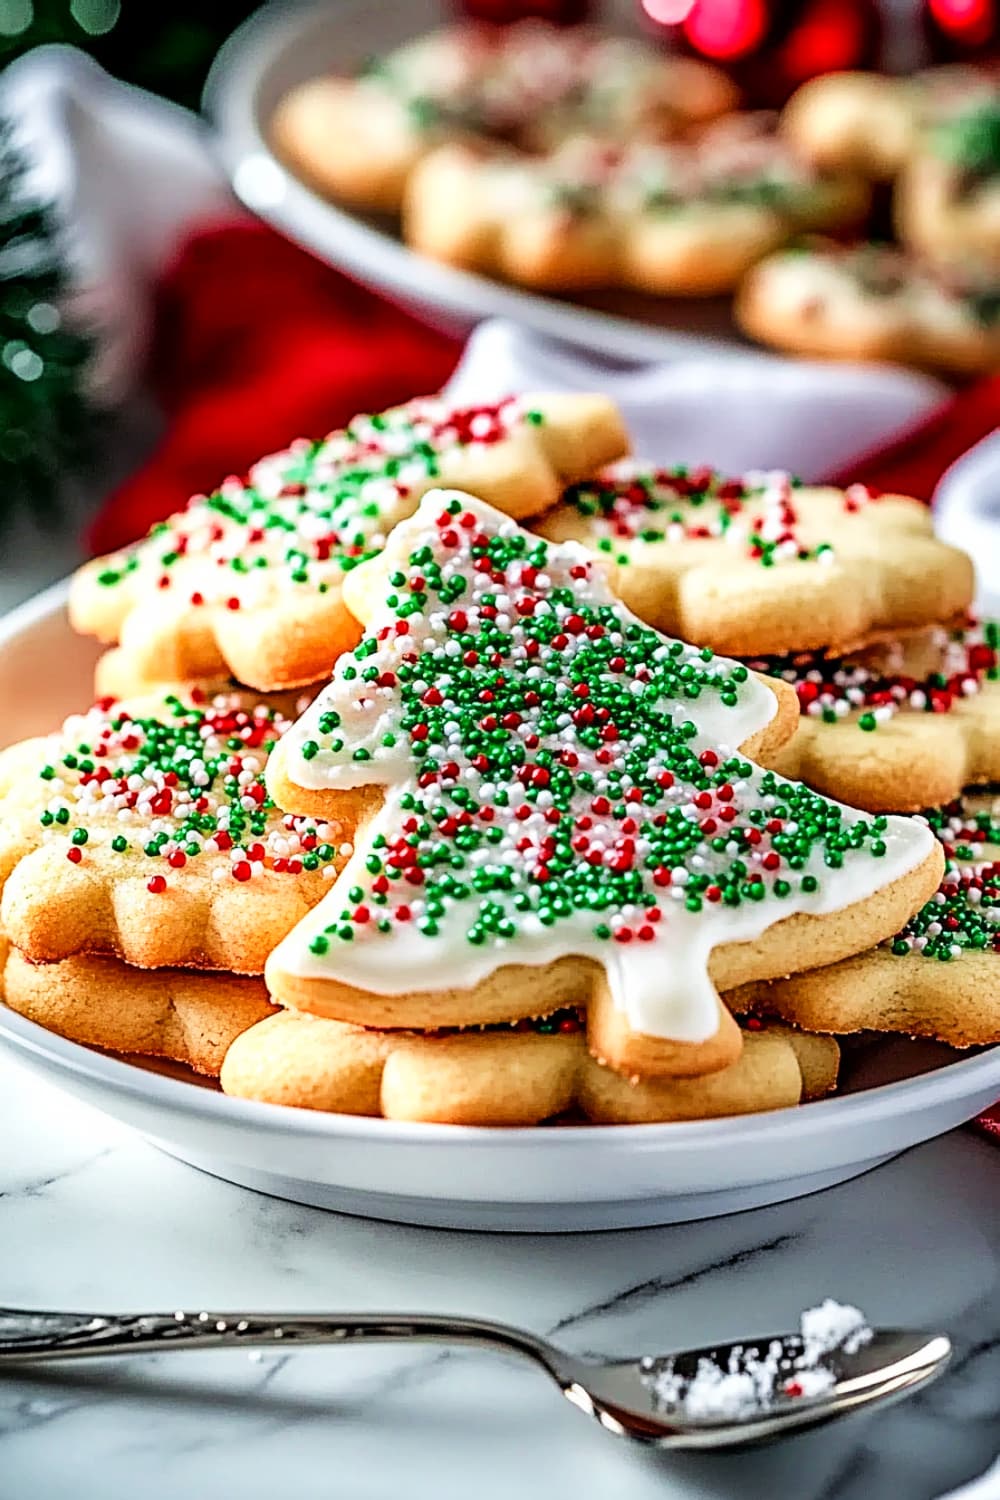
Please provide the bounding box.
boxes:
[0,1050,996,1500]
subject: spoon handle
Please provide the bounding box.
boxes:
[0,1306,561,1370]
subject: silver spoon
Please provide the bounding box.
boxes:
[0,1307,950,1449]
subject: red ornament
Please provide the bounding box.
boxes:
[925,0,999,58]
[660,0,881,106]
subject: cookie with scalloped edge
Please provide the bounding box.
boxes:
[271,21,736,215]
[404,117,869,296]
[262,488,940,1083]
[781,66,997,181]
[536,461,974,658]
[1,942,274,1077]
[69,393,628,693]
[736,243,1000,376]
[896,97,1000,269]
[0,691,356,973]
[751,620,1000,813]
[730,791,1000,1048]
[220,1007,838,1125]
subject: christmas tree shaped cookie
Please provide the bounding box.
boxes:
[730,792,1000,1048]
[264,490,941,1080]
[537,461,974,656]
[70,393,627,693]
[753,620,1000,812]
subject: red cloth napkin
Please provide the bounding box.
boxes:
[88,222,999,1140]
[89,223,461,555]
[827,377,1000,500]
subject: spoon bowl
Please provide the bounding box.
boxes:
[560,1329,952,1447]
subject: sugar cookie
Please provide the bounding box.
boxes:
[537,462,974,657]
[263,489,940,1082]
[220,1008,838,1125]
[753,621,1000,813]
[0,692,352,972]
[1,945,274,1076]
[731,792,1000,1048]
[896,97,1000,269]
[782,66,997,181]
[70,393,628,692]
[271,21,736,215]
[736,243,1000,375]
[404,118,869,295]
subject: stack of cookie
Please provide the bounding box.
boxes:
[534,460,1000,1055]
[216,488,947,1125]
[0,690,338,1074]
[5,396,997,1128]
[740,70,1000,373]
[0,391,628,1088]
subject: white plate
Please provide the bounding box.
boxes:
[1,587,999,1231]
[204,0,766,364]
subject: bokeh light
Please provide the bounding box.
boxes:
[0,0,32,39]
[640,0,698,23]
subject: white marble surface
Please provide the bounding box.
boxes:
[0,1050,996,1500]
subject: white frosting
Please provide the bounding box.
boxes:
[270,491,933,1041]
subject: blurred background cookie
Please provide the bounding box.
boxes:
[270,20,737,216]
[896,96,1000,270]
[404,116,869,296]
[736,242,1000,374]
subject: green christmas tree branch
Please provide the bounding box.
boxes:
[0,116,96,526]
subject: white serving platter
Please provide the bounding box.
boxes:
[1,585,998,1232]
[204,0,769,364]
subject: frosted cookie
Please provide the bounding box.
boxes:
[404,117,870,296]
[537,462,974,657]
[1,945,274,1077]
[271,21,736,214]
[752,621,1000,813]
[736,243,1000,375]
[896,97,1000,269]
[263,488,940,1082]
[69,393,628,693]
[782,66,998,182]
[221,1009,838,1126]
[730,792,1000,1048]
[0,692,352,972]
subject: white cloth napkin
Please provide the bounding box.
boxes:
[934,432,1000,616]
[0,45,232,403]
[446,321,947,482]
